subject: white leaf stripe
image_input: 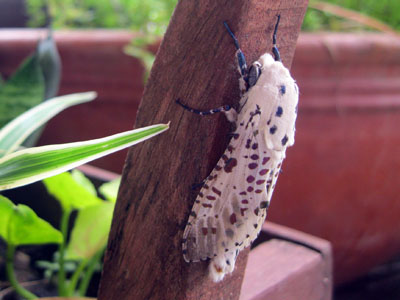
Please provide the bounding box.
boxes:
[0,92,97,156]
[0,123,169,190]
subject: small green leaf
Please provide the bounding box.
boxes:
[0,195,62,246]
[43,172,102,212]
[0,195,14,239]
[66,201,114,259]
[37,31,61,100]
[71,169,97,196]
[23,30,62,148]
[99,177,121,203]
[0,123,169,191]
[0,52,45,128]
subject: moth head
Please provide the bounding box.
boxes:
[247,61,262,88]
[246,54,276,90]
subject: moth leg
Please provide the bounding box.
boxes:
[223,22,248,93]
[272,15,281,62]
[176,99,237,123]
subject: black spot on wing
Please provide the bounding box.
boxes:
[276,106,283,117]
[281,135,288,146]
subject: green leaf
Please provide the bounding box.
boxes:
[43,172,102,212]
[0,92,97,157]
[0,51,45,129]
[0,195,14,239]
[71,169,97,196]
[23,31,62,148]
[0,123,169,191]
[37,31,61,100]
[66,201,114,259]
[99,177,121,203]
[0,195,62,246]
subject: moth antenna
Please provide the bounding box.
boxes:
[223,21,240,50]
[272,14,281,62]
[223,21,248,80]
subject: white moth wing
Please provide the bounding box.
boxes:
[182,53,299,282]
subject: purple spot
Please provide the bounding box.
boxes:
[262,157,270,165]
[206,195,216,200]
[246,175,255,183]
[242,199,249,204]
[252,143,258,150]
[256,179,265,185]
[230,213,237,225]
[247,186,254,192]
[246,139,251,149]
[251,154,259,160]
[259,169,269,176]
[212,187,222,196]
[202,228,208,235]
[224,157,238,173]
[248,163,258,169]
[255,189,263,194]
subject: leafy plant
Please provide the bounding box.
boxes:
[39,170,119,297]
[0,169,121,299]
[0,31,61,147]
[26,0,177,35]
[0,195,63,299]
[303,1,400,32]
[0,94,168,298]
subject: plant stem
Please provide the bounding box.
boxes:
[58,209,70,296]
[5,244,38,300]
[67,258,88,295]
[78,247,105,296]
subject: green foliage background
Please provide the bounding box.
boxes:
[303,0,400,31]
[26,0,399,33]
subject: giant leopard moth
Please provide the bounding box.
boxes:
[178,15,299,282]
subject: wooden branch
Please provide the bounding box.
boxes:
[98,1,308,299]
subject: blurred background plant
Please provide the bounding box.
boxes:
[23,0,399,82]
[25,0,399,33]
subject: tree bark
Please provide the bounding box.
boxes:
[98,1,308,299]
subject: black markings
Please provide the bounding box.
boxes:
[280,85,286,95]
[226,260,231,265]
[246,139,251,149]
[281,135,288,146]
[276,106,283,117]
[260,201,268,209]
[190,211,197,218]
[270,125,277,134]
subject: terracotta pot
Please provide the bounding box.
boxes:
[269,33,400,284]
[1,30,400,284]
